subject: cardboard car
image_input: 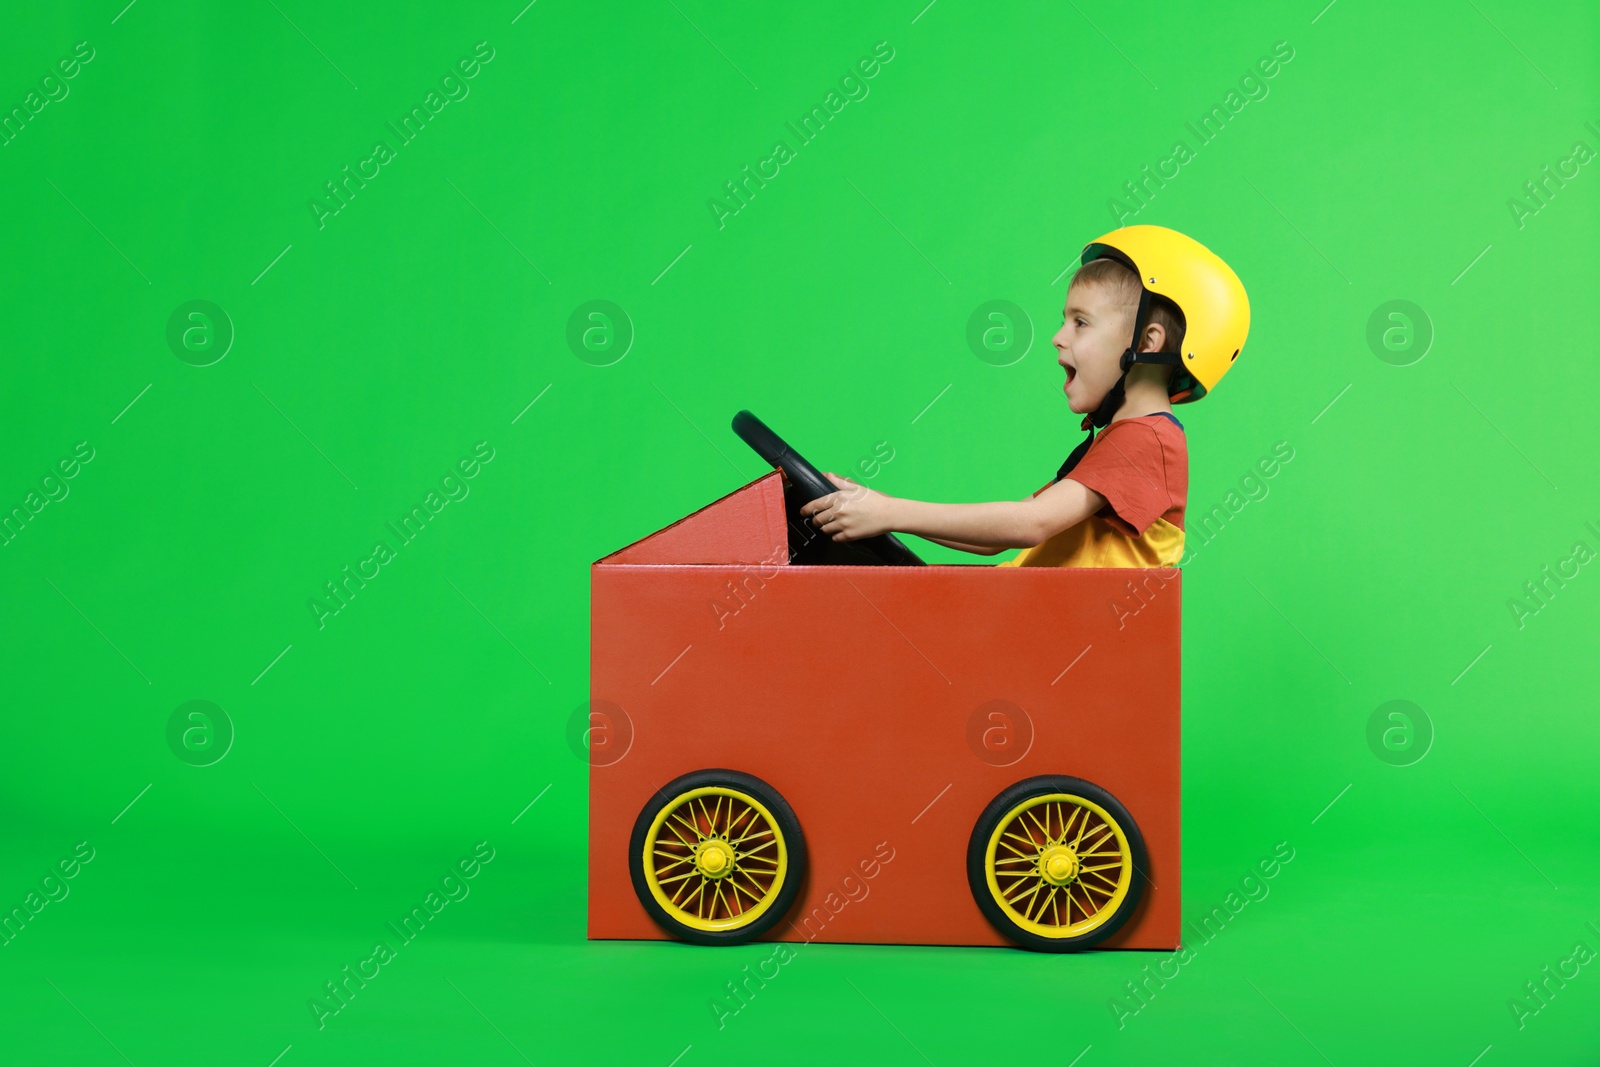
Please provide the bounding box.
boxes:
[586,412,1180,951]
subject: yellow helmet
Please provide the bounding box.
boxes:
[1079,224,1250,406]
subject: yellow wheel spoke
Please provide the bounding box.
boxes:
[1008,881,1045,915]
[993,855,1037,866]
[732,819,768,844]
[1060,804,1082,842]
[728,877,764,904]
[1083,876,1120,898]
[1078,824,1115,852]
[1043,806,1068,844]
[738,855,780,869]
[727,811,761,841]
[1001,829,1039,852]
[1024,807,1051,841]
[734,873,771,899]
[673,875,703,909]
[657,871,698,887]
[667,811,702,842]
[1078,871,1115,893]
[1071,810,1096,850]
[1072,884,1100,919]
[1003,876,1042,904]
[738,847,779,862]
[1078,859,1124,873]
[1025,884,1054,923]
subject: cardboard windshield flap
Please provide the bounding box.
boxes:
[589,469,1181,949]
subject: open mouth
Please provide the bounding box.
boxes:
[1062,365,1077,387]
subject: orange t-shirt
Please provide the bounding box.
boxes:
[997,412,1188,568]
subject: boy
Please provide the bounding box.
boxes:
[799,225,1249,567]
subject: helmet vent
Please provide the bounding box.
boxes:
[1230,348,1239,362]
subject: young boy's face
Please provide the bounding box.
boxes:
[1054,281,1136,414]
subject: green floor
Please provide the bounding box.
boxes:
[7,765,1598,1064]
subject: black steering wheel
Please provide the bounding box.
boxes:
[732,410,924,567]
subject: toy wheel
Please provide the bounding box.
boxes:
[967,775,1147,952]
[629,769,806,945]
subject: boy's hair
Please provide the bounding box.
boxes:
[1069,257,1187,355]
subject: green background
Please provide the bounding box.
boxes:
[3,0,1597,1063]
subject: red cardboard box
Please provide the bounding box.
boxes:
[588,469,1181,949]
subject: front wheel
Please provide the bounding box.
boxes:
[628,769,806,945]
[967,775,1147,952]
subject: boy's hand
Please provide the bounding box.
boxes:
[800,473,898,541]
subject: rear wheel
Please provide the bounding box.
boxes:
[628,769,806,945]
[967,775,1147,951]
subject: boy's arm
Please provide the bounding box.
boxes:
[916,488,1058,555]
[919,534,1004,556]
[887,478,1106,550]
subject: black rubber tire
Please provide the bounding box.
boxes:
[731,410,924,566]
[966,775,1148,952]
[628,768,807,946]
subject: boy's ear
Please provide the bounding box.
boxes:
[1138,321,1167,353]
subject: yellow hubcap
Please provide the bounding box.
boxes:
[644,786,789,932]
[1041,847,1079,885]
[984,793,1133,938]
[697,843,730,877]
